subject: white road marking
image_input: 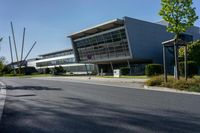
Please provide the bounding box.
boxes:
[0,81,6,122]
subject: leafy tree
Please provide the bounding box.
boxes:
[179,40,200,65]
[0,56,6,64]
[159,0,198,39]
[159,0,198,80]
[0,57,5,75]
[0,59,4,75]
[0,37,2,51]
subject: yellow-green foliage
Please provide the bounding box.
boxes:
[146,76,200,92]
[179,40,200,65]
[146,76,163,86]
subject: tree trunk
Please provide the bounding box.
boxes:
[174,34,180,80]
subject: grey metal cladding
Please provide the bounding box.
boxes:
[124,17,200,64]
[124,17,172,64]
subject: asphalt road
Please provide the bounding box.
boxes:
[0,77,200,133]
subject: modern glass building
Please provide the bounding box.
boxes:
[27,49,95,74]
[68,17,200,75]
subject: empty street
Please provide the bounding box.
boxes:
[0,77,200,133]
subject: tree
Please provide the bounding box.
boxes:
[179,40,200,65]
[0,57,5,75]
[159,0,198,39]
[159,0,198,80]
[0,37,2,50]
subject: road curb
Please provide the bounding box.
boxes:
[32,77,200,96]
[0,81,7,122]
[144,85,200,96]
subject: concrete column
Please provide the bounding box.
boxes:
[127,60,131,75]
[110,62,114,73]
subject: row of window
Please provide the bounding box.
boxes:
[65,64,94,72]
[74,28,130,61]
[42,51,74,59]
[36,58,75,67]
[77,41,130,61]
[74,28,127,48]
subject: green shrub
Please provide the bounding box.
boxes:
[19,67,37,75]
[146,76,200,92]
[146,76,163,86]
[145,64,163,76]
[120,67,130,75]
[91,70,97,75]
[179,61,198,77]
[44,68,50,74]
[2,65,13,74]
[51,66,66,75]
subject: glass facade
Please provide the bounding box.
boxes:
[74,28,130,62]
[36,58,75,67]
[42,50,74,59]
[65,64,94,72]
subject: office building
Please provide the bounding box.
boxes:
[27,49,95,74]
[68,17,200,74]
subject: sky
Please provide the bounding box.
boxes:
[0,0,200,63]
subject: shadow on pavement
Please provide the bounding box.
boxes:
[0,95,200,133]
[5,85,62,91]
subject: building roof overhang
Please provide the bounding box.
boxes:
[162,38,190,47]
[68,19,124,40]
[39,48,73,57]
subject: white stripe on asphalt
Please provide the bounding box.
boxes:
[0,81,6,122]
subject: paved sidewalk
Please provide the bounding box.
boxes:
[33,76,200,96]
[33,76,146,89]
[50,76,147,83]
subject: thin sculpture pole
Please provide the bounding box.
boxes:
[21,28,26,62]
[10,22,19,63]
[21,41,37,67]
[9,36,14,69]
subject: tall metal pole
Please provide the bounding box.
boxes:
[10,22,19,63]
[9,36,14,67]
[22,41,37,64]
[21,28,26,62]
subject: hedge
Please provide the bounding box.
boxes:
[51,66,66,75]
[120,67,130,75]
[44,68,50,74]
[16,67,37,75]
[145,64,163,76]
[179,61,198,77]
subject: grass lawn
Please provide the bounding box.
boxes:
[96,75,148,79]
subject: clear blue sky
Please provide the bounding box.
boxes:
[0,0,200,62]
